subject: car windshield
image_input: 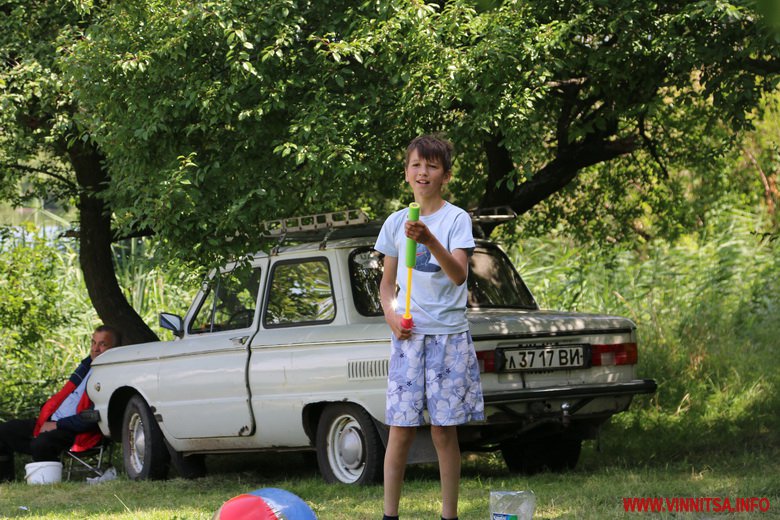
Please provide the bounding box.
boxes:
[349,244,538,316]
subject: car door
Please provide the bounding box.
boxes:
[156,262,264,439]
[248,253,345,447]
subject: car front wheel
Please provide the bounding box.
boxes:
[316,404,384,485]
[122,395,170,480]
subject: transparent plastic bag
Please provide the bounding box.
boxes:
[490,490,536,520]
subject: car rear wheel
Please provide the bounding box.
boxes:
[501,435,582,474]
[122,395,170,480]
[316,404,384,485]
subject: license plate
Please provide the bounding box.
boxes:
[500,344,587,372]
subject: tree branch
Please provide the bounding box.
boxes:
[0,162,78,191]
[547,77,587,90]
[555,83,580,152]
[510,135,639,216]
[61,226,156,242]
[744,147,778,215]
[638,112,669,179]
[742,58,780,76]
[114,227,155,242]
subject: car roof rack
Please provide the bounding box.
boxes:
[261,205,517,252]
[469,206,517,238]
[469,206,517,223]
[262,209,373,253]
[262,209,369,236]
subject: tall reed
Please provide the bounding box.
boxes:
[508,205,779,457]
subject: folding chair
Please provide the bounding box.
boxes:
[63,440,115,481]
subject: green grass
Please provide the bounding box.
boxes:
[1,444,778,519]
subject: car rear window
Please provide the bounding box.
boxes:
[467,244,537,309]
[349,244,537,317]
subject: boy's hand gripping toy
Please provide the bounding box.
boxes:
[400,203,420,330]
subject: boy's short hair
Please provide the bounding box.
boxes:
[405,134,454,173]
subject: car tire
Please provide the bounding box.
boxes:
[501,435,582,474]
[316,403,384,485]
[122,395,170,480]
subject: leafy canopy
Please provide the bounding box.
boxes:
[3,0,779,266]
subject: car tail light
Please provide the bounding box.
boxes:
[476,350,496,373]
[591,343,638,366]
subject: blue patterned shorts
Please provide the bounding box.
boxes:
[386,331,485,427]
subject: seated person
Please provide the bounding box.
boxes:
[0,325,120,482]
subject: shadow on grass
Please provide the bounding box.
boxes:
[591,375,780,471]
[202,450,321,482]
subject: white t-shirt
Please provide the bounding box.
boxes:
[375,201,475,334]
[51,369,91,421]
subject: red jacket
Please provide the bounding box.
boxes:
[33,357,103,453]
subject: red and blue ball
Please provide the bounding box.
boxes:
[213,487,317,520]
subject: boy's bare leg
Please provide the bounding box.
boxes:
[431,425,461,519]
[383,426,417,516]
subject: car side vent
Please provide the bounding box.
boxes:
[348,359,389,380]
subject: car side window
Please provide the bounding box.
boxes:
[189,265,262,334]
[264,258,336,327]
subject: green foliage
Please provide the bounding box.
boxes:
[0,227,77,417]
[509,203,780,457]
[0,229,198,419]
[110,238,202,333]
[0,1,81,204]
[3,0,780,258]
[0,227,68,346]
[518,90,780,243]
[1,0,778,283]
[60,0,406,266]
[13,0,770,267]
[735,91,780,229]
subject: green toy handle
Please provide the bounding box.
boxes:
[405,203,420,268]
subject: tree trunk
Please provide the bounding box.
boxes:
[477,133,517,236]
[69,142,159,345]
[482,132,516,208]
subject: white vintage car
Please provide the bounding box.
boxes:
[88,210,656,483]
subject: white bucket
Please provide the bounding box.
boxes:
[24,461,62,485]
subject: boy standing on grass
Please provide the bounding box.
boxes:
[375,135,484,520]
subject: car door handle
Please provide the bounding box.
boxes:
[231,336,249,346]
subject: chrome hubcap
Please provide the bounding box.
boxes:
[328,414,365,483]
[128,413,146,473]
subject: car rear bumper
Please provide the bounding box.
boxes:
[483,378,657,405]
